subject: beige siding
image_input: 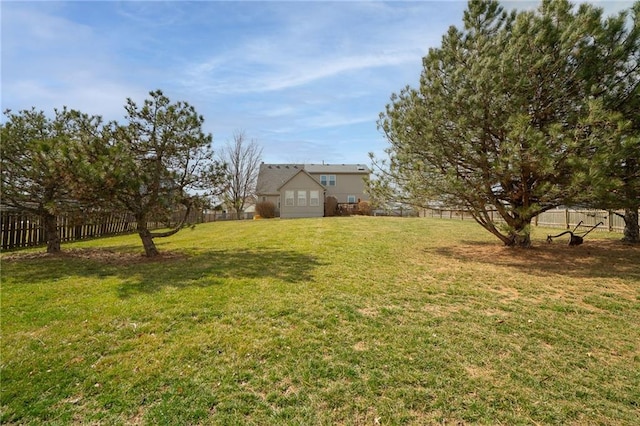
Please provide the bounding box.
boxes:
[310,173,368,203]
[279,172,324,218]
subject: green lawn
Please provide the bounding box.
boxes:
[2,217,639,425]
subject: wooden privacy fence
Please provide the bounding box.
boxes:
[421,208,633,233]
[0,209,222,251]
[1,211,139,251]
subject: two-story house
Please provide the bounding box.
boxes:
[255,163,370,218]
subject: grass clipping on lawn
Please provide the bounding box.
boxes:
[2,217,639,425]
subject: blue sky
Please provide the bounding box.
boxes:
[1,1,632,164]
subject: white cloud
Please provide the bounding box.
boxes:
[178,1,446,97]
[182,43,421,95]
[298,113,375,131]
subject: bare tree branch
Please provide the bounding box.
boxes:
[219,130,263,219]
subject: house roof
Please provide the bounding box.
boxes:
[256,163,370,195]
[277,169,326,191]
[304,164,370,174]
[256,164,304,195]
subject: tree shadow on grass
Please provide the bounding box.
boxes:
[432,239,640,280]
[2,247,323,298]
[116,248,323,298]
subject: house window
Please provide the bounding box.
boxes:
[297,190,307,206]
[347,195,356,203]
[320,175,336,186]
[310,190,320,206]
[285,190,294,206]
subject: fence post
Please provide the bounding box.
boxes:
[565,209,570,229]
[607,210,613,232]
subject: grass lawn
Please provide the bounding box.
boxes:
[1,216,639,425]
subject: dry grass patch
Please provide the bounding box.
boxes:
[437,238,640,279]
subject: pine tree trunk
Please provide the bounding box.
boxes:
[137,220,159,257]
[506,216,532,248]
[506,231,532,247]
[622,207,639,243]
[476,212,532,247]
[43,212,61,253]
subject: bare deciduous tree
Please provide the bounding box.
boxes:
[219,130,263,219]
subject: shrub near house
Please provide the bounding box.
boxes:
[255,201,276,219]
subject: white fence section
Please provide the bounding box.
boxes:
[420,208,634,233]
